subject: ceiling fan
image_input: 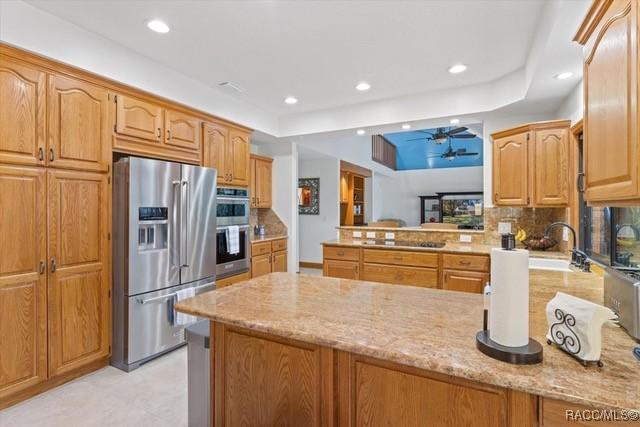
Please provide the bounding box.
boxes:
[428,140,479,161]
[408,126,476,144]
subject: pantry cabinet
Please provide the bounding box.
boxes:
[250,154,273,208]
[47,169,111,377]
[574,0,640,205]
[48,74,110,172]
[491,120,570,207]
[0,58,46,166]
[0,166,47,400]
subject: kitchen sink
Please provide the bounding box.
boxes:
[528,257,573,272]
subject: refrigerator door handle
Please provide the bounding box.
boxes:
[181,180,189,267]
[171,180,181,267]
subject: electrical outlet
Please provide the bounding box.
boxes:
[498,222,512,234]
[385,232,395,240]
[366,231,376,239]
[353,231,362,238]
[562,227,569,241]
[459,234,472,243]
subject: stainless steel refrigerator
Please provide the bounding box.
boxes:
[111,156,217,371]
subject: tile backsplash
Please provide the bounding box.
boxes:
[484,207,569,251]
[250,208,288,236]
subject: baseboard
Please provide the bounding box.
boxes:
[299,261,323,269]
[1,356,110,410]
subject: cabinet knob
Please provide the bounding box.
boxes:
[459,260,471,266]
[38,147,44,161]
[50,258,56,273]
[157,128,161,139]
[38,260,45,274]
[49,148,54,162]
[167,129,172,140]
[494,193,498,202]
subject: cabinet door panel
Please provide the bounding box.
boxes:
[442,269,488,294]
[165,110,201,152]
[0,166,47,398]
[583,0,638,202]
[272,251,287,273]
[255,159,272,208]
[229,130,250,186]
[0,59,45,166]
[492,133,529,206]
[115,94,163,143]
[251,254,272,278]
[48,74,109,171]
[47,169,110,377]
[534,128,569,206]
[203,122,229,184]
[323,259,359,280]
[362,263,437,288]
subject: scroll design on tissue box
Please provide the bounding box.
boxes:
[549,309,581,356]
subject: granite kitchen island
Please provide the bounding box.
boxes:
[176,271,639,426]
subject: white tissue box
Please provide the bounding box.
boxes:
[545,292,617,363]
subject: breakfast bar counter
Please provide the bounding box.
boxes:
[176,271,639,425]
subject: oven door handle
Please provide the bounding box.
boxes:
[215,196,250,202]
[135,283,213,305]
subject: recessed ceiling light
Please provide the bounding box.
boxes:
[555,72,573,80]
[147,19,170,33]
[448,64,467,74]
[450,118,460,125]
[284,96,298,105]
[355,82,371,91]
[356,129,366,136]
[402,123,411,130]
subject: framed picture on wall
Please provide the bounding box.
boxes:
[298,178,320,215]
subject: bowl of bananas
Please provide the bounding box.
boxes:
[515,229,557,251]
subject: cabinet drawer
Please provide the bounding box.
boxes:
[251,241,271,257]
[323,259,359,280]
[323,246,360,261]
[442,269,488,294]
[271,238,287,253]
[362,263,437,288]
[442,254,489,272]
[363,249,438,268]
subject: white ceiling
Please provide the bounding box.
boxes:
[27,1,545,113]
[13,0,590,138]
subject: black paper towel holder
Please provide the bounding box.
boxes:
[476,330,543,365]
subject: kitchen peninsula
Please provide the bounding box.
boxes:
[176,270,639,426]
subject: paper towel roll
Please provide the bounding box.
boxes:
[489,248,529,347]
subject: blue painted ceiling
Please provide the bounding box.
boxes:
[384,127,483,170]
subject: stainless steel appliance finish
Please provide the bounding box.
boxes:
[112,157,218,371]
[216,225,251,278]
[604,267,640,341]
[215,187,251,278]
[186,321,210,427]
[216,187,250,226]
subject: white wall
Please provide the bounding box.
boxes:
[298,158,340,263]
[374,167,484,226]
[555,81,583,125]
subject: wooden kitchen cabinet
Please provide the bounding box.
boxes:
[47,169,110,377]
[113,94,201,164]
[575,0,640,205]
[362,263,438,288]
[250,154,273,208]
[251,238,287,278]
[164,109,201,153]
[323,259,360,279]
[47,74,110,172]
[0,58,46,167]
[203,123,250,186]
[0,166,48,400]
[491,120,570,207]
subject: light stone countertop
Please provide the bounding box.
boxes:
[176,270,639,410]
[250,234,288,244]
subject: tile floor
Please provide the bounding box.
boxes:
[0,347,188,427]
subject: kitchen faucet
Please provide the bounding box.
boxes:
[543,222,591,272]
